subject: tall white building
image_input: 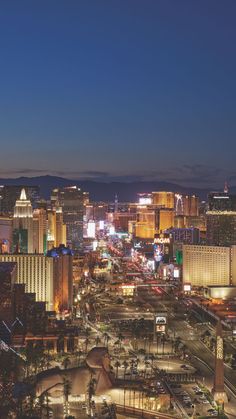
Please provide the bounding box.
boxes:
[0,248,73,312]
[0,254,54,310]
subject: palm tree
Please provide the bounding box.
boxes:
[37,393,47,419]
[114,360,121,379]
[156,335,160,354]
[161,334,167,355]
[63,378,71,417]
[148,336,152,354]
[132,389,136,412]
[181,344,187,359]
[43,391,51,419]
[123,360,129,380]
[76,349,83,366]
[85,327,91,338]
[174,336,182,353]
[25,343,45,375]
[138,347,146,355]
[62,356,71,369]
[84,337,90,353]
[144,360,150,378]
[102,332,109,346]
[123,387,126,412]
[114,339,120,352]
[106,335,111,351]
[95,336,101,346]
[117,333,124,350]
[149,354,155,368]
[128,359,133,380]
[87,375,97,416]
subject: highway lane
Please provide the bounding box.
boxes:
[138,285,236,418]
[170,319,236,419]
[138,285,236,390]
[171,319,236,388]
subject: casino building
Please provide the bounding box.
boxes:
[0,245,73,311]
[183,244,236,287]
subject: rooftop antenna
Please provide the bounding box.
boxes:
[224,181,229,194]
[114,194,118,213]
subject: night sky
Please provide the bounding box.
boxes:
[1,0,236,187]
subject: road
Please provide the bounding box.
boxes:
[137,285,236,418]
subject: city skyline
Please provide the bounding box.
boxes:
[1,3,236,418]
[1,1,236,187]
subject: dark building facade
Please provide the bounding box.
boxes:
[207,191,236,246]
[165,227,200,244]
[206,212,236,246]
[0,262,16,323]
[51,186,88,248]
[208,192,236,211]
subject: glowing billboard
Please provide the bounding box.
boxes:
[87,221,96,238]
[183,283,191,293]
[139,197,152,205]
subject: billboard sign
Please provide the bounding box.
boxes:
[155,316,167,325]
[155,314,167,334]
[183,283,191,293]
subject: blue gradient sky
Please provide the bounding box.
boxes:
[1,0,236,187]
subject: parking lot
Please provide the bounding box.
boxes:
[170,382,218,417]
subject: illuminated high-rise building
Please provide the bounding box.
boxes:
[135,205,156,239]
[0,254,54,310]
[185,215,206,232]
[47,206,67,250]
[207,211,236,246]
[0,246,73,312]
[85,202,108,222]
[12,189,34,253]
[51,186,88,248]
[158,208,174,231]
[183,244,236,287]
[208,191,236,211]
[137,193,152,205]
[135,205,174,239]
[207,191,236,246]
[47,209,56,249]
[47,245,73,312]
[182,195,199,216]
[33,208,47,253]
[55,206,67,247]
[113,211,136,232]
[152,191,175,208]
[174,194,199,216]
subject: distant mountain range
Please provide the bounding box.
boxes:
[0,175,230,202]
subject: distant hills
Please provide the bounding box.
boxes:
[0,175,229,202]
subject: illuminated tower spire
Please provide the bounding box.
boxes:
[212,320,228,404]
[14,189,33,218]
[224,181,229,194]
[20,188,27,201]
[114,194,118,213]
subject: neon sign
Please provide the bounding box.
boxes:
[216,336,223,360]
